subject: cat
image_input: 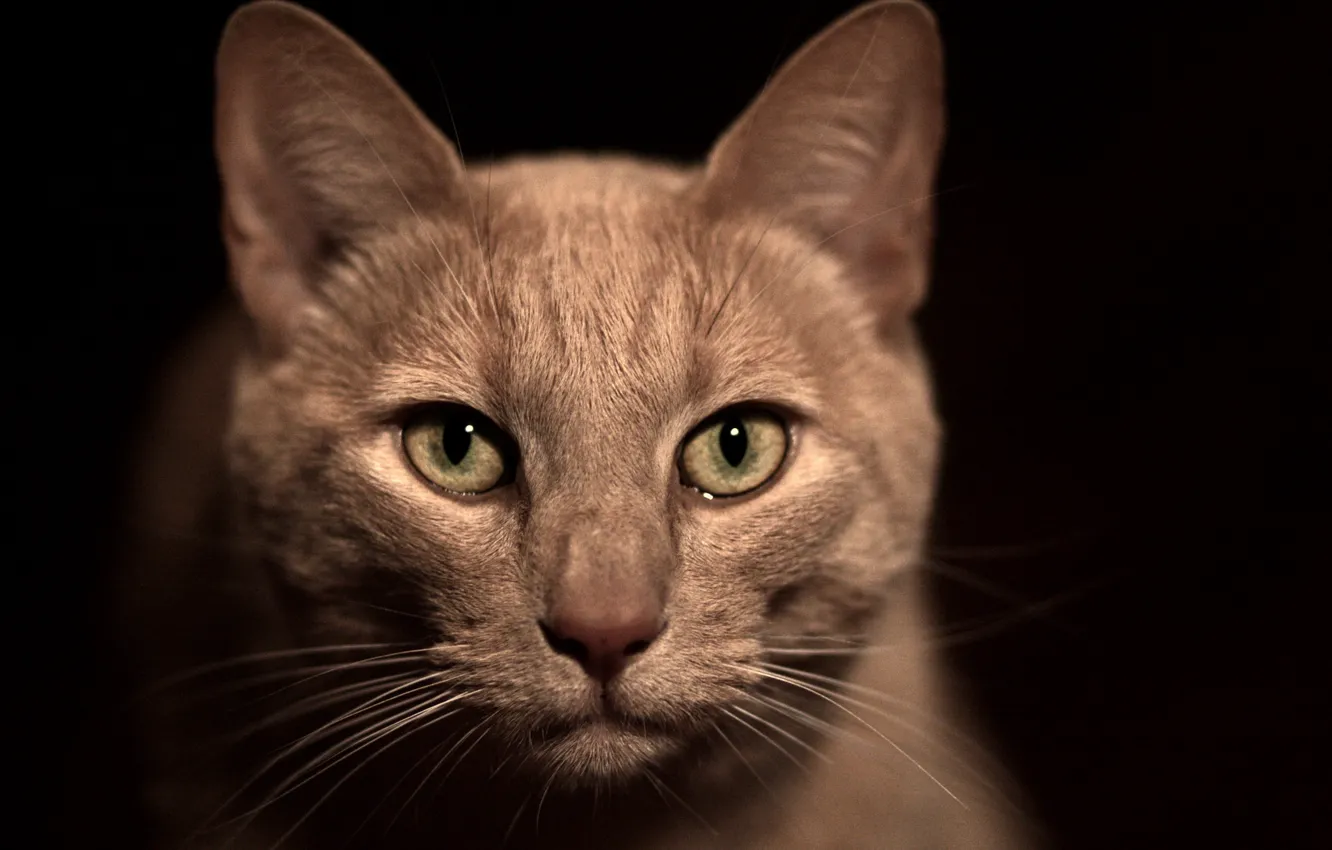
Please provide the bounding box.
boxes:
[115,1,1037,847]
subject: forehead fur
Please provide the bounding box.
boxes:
[283,155,896,438]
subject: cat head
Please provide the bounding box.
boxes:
[215,0,944,784]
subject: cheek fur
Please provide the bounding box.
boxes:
[676,427,871,595]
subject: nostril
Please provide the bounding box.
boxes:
[539,621,589,664]
[623,637,653,656]
[539,615,665,683]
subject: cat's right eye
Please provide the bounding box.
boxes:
[401,405,517,495]
[679,406,789,498]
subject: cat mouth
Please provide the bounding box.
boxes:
[539,705,680,743]
[527,714,681,782]
[511,693,699,777]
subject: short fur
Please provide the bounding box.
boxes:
[117,2,1036,847]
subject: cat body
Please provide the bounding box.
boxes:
[117,3,1034,847]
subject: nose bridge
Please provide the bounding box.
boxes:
[531,495,674,683]
[535,395,673,581]
[544,495,673,608]
[521,386,680,681]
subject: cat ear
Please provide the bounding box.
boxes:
[698,0,944,324]
[215,0,466,344]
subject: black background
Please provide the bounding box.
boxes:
[36,1,1327,848]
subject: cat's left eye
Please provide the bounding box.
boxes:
[679,407,788,498]
[401,405,516,495]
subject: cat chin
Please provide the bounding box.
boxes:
[527,719,682,787]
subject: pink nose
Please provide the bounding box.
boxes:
[540,611,664,684]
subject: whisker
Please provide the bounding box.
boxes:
[196,692,426,844]
[757,676,1009,807]
[532,774,557,837]
[405,257,478,333]
[489,750,515,780]
[763,603,1069,653]
[748,684,965,775]
[203,673,449,831]
[501,792,532,848]
[747,685,1003,807]
[216,672,423,746]
[232,686,473,842]
[747,690,855,746]
[644,769,718,836]
[160,657,423,712]
[762,645,880,657]
[268,696,468,849]
[427,57,500,321]
[296,63,480,322]
[141,642,409,696]
[720,706,809,775]
[339,599,439,624]
[754,661,983,752]
[762,634,866,645]
[387,717,491,833]
[927,524,1106,561]
[643,770,671,813]
[705,212,779,337]
[437,719,491,785]
[709,720,778,802]
[185,650,434,716]
[261,686,465,805]
[924,558,1074,617]
[484,161,496,275]
[352,698,487,841]
[930,612,1077,648]
[731,704,831,765]
[252,648,435,703]
[368,730,467,833]
[925,557,1122,635]
[729,663,965,808]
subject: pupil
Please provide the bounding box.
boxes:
[718,418,748,467]
[442,420,473,465]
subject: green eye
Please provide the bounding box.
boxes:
[679,408,788,498]
[402,406,515,495]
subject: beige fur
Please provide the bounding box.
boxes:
[117,2,1037,847]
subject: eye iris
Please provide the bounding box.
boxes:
[678,408,786,498]
[402,406,514,495]
[443,421,474,465]
[718,418,748,467]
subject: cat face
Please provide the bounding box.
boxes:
[216,0,944,784]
